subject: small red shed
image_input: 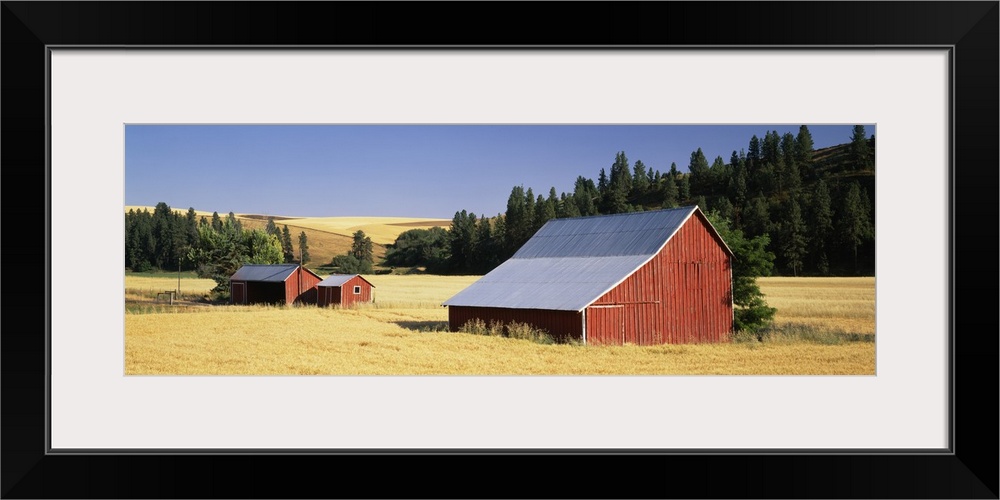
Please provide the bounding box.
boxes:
[317,274,375,307]
[443,206,734,345]
[229,264,322,305]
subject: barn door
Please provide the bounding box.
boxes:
[231,282,246,305]
[587,305,624,345]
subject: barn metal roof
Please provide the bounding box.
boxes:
[230,264,323,282]
[443,206,730,311]
[317,274,375,288]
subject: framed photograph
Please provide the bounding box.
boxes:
[4,2,996,498]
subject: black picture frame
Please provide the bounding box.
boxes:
[3,2,997,498]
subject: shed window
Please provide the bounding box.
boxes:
[353,285,361,295]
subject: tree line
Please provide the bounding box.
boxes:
[126,203,314,299]
[387,125,875,278]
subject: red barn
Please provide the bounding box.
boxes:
[443,206,734,345]
[229,264,322,305]
[316,274,375,307]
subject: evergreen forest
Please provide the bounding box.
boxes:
[385,125,876,277]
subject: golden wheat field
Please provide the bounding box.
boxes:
[758,277,875,335]
[125,274,875,376]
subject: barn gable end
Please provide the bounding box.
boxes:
[443,206,733,345]
[317,274,375,307]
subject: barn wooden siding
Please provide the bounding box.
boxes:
[586,214,732,345]
[288,267,321,304]
[449,307,582,342]
[318,275,373,307]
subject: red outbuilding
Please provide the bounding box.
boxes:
[443,206,734,345]
[229,264,322,305]
[316,274,375,307]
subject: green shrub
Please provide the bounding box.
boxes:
[486,320,505,337]
[458,319,556,345]
[458,318,487,335]
[506,322,554,345]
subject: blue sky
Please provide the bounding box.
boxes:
[125,124,873,219]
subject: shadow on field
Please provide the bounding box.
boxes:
[394,320,449,333]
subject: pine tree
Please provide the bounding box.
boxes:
[572,176,597,216]
[728,150,742,202]
[783,156,801,193]
[150,202,172,269]
[351,230,374,266]
[753,160,777,196]
[185,208,200,249]
[781,132,797,173]
[281,225,295,263]
[761,130,781,166]
[746,136,762,195]
[773,157,787,195]
[534,190,556,230]
[849,125,872,170]
[713,197,734,222]
[661,173,679,208]
[707,155,728,195]
[448,210,472,272]
[695,195,708,212]
[687,148,710,195]
[809,180,834,275]
[728,159,748,211]
[609,151,632,196]
[125,208,155,272]
[780,197,808,276]
[606,188,630,214]
[632,159,649,196]
[227,212,242,233]
[211,211,222,232]
[607,151,632,212]
[298,231,310,265]
[597,168,609,201]
[838,182,874,273]
[744,195,771,238]
[504,185,528,255]
[492,215,509,262]
[796,125,814,166]
[472,216,499,273]
[678,175,691,202]
[558,193,581,218]
[265,216,279,237]
[747,135,761,174]
[523,187,536,237]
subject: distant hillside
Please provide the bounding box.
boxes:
[124,206,448,270]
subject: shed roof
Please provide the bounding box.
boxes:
[317,274,375,288]
[442,206,730,311]
[230,264,320,282]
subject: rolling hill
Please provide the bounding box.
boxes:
[125,206,449,268]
